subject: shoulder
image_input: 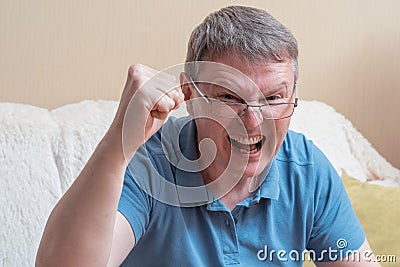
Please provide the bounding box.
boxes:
[129,115,196,180]
[276,130,334,167]
[276,130,316,165]
[275,130,340,190]
[144,115,194,156]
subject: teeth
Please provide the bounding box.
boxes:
[230,135,262,145]
[238,147,260,154]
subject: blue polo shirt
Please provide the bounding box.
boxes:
[118,116,365,266]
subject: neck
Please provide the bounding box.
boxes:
[201,166,262,211]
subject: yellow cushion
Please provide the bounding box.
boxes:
[303,174,400,266]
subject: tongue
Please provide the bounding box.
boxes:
[249,144,257,150]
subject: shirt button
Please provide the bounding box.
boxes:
[225,220,230,226]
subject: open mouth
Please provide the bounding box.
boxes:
[228,135,266,154]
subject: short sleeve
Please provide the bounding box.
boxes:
[118,167,152,243]
[117,137,172,243]
[306,145,366,262]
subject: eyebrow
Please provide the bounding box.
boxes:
[209,81,240,92]
[267,84,289,95]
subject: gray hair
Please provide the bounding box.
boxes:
[185,5,299,82]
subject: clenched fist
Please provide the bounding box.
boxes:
[111,64,185,160]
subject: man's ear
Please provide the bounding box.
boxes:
[179,72,194,115]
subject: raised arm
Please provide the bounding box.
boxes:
[35,64,183,266]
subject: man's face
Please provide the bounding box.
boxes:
[183,55,295,182]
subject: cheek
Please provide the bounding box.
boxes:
[196,118,229,139]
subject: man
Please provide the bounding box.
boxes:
[36,6,380,266]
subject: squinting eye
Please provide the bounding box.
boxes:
[266,95,282,101]
[219,94,241,102]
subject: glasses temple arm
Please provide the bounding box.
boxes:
[187,75,211,104]
[294,83,298,107]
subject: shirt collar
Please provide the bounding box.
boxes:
[258,158,280,200]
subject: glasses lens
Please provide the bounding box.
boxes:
[261,103,295,119]
[211,101,244,118]
[211,100,296,120]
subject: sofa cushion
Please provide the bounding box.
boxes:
[50,100,118,192]
[343,173,400,264]
[0,103,61,266]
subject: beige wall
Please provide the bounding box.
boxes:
[1,0,399,169]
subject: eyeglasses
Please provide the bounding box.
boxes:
[188,76,298,120]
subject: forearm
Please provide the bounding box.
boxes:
[36,125,134,266]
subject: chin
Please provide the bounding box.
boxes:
[246,162,268,177]
[229,158,267,179]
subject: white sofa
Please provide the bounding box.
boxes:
[1,100,399,266]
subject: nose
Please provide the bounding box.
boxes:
[241,106,263,129]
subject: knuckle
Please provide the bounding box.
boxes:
[128,64,143,77]
[128,64,147,88]
[160,95,174,108]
